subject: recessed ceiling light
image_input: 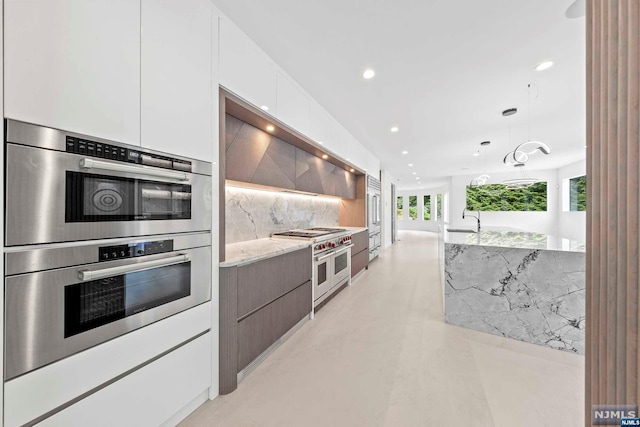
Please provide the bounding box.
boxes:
[350,168,355,173]
[260,105,269,111]
[408,163,413,167]
[402,150,408,154]
[266,125,275,132]
[416,177,420,180]
[318,141,324,145]
[322,154,329,159]
[390,126,399,133]
[346,158,351,161]
[473,152,480,157]
[412,172,416,175]
[363,69,375,79]
[535,60,554,71]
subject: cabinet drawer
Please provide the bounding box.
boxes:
[237,247,311,319]
[237,281,311,370]
[351,230,369,255]
[351,249,369,277]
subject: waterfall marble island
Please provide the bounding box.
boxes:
[441,228,586,354]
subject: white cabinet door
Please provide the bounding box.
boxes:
[4,0,141,145]
[366,149,381,179]
[276,72,310,136]
[219,19,277,113]
[348,138,368,172]
[141,0,213,161]
[309,100,335,152]
[36,334,211,427]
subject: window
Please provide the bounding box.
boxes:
[466,182,548,211]
[436,194,443,220]
[423,195,431,220]
[569,175,586,211]
[408,196,418,220]
[397,196,404,220]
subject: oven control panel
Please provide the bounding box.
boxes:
[65,136,191,172]
[98,239,174,262]
[314,235,352,252]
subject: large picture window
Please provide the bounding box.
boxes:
[397,196,404,220]
[423,195,431,220]
[408,196,418,220]
[569,175,586,211]
[466,182,548,211]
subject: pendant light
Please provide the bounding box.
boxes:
[469,141,491,187]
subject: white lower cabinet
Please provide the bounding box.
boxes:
[37,334,211,427]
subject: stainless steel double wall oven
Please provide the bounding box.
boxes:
[4,120,213,380]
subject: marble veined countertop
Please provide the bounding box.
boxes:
[444,228,585,253]
[332,226,368,233]
[221,238,312,267]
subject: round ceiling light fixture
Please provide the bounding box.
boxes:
[260,105,269,111]
[402,150,408,154]
[322,154,329,159]
[363,69,375,79]
[390,126,399,132]
[266,125,275,132]
[535,61,554,71]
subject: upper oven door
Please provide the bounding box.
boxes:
[4,244,211,380]
[5,144,212,246]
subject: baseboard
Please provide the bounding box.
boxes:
[160,389,209,427]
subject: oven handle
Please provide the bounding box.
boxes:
[334,244,354,256]
[79,158,189,181]
[77,254,190,281]
[315,252,335,262]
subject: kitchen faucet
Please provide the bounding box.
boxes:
[462,208,481,232]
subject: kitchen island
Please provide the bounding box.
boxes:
[442,228,585,354]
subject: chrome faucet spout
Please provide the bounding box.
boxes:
[462,208,481,232]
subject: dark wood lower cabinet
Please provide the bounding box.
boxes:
[351,230,369,276]
[237,281,311,370]
[219,247,312,394]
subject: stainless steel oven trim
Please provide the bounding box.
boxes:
[5,232,211,276]
[5,119,212,176]
[79,157,189,181]
[78,254,189,281]
[5,144,212,246]
[4,245,212,380]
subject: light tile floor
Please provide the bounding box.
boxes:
[180,230,584,427]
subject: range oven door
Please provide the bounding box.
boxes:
[5,143,211,246]
[4,245,211,380]
[332,245,353,287]
[314,251,333,302]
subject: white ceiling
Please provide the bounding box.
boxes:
[211,0,586,189]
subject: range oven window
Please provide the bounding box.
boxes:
[317,261,328,287]
[334,251,348,275]
[64,262,191,338]
[65,171,192,222]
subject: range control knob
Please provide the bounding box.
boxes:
[330,242,336,248]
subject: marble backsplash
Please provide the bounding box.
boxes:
[226,187,339,244]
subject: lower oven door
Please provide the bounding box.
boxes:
[4,246,211,380]
[314,252,333,301]
[332,245,352,287]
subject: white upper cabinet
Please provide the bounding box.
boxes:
[219,19,277,114]
[276,72,309,136]
[347,137,368,172]
[309,100,336,153]
[366,149,381,179]
[141,0,214,161]
[4,0,141,145]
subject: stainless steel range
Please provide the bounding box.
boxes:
[272,227,353,308]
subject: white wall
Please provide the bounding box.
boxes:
[397,186,449,232]
[558,159,587,242]
[448,169,559,235]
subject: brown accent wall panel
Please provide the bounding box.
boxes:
[586,0,640,422]
[339,174,366,226]
[295,148,336,194]
[335,168,356,199]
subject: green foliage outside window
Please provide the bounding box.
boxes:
[423,195,431,220]
[409,196,418,220]
[466,182,547,211]
[570,176,586,211]
[436,194,442,220]
[397,196,403,220]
